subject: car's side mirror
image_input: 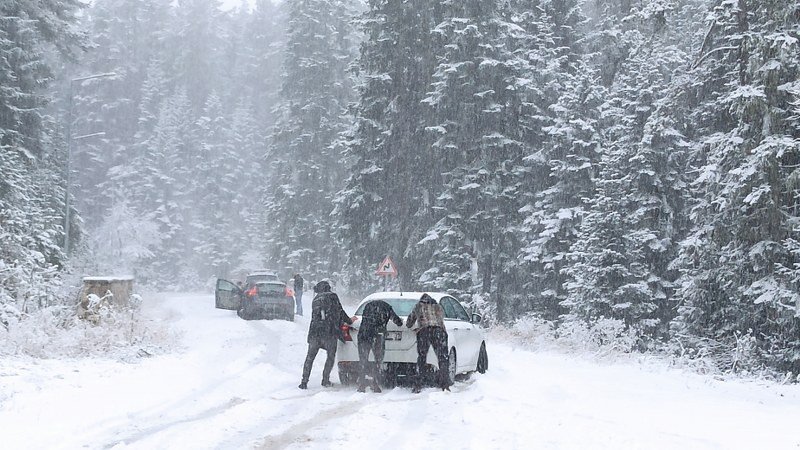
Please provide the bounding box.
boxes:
[471,313,482,324]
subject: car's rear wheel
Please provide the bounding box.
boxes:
[448,348,457,385]
[477,342,488,374]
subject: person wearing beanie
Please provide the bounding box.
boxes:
[299,280,353,389]
[406,293,451,393]
[352,299,403,393]
[292,273,304,316]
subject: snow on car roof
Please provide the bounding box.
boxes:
[82,275,134,281]
[359,291,448,305]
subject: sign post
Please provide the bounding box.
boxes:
[375,256,398,291]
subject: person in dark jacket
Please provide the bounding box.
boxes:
[299,280,353,389]
[406,293,450,393]
[353,299,403,393]
[292,273,304,316]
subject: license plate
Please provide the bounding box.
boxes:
[385,331,402,341]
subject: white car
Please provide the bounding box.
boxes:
[336,291,488,387]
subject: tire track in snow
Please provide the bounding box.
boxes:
[252,380,478,449]
[102,397,247,449]
[253,396,364,449]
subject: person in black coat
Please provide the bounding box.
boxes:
[353,299,403,393]
[292,273,304,316]
[299,280,353,389]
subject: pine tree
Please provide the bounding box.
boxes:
[189,92,242,279]
[672,0,800,372]
[166,0,228,112]
[517,0,599,321]
[522,71,604,321]
[226,0,285,126]
[70,0,171,227]
[0,0,88,309]
[264,0,359,277]
[229,99,268,266]
[335,0,441,289]
[129,88,195,286]
[414,0,555,315]
[561,1,698,343]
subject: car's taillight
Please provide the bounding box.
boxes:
[285,287,294,297]
[246,287,257,297]
[340,324,352,342]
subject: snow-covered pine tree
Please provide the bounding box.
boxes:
[128,88,195,286]
[72,1,286,284]
[335,0,442,290]
[189,91,243,280]
[70,0,171,229]
[672,0,800,372]
[109,57,169,209]
[521,70,604,322]
[165,0,227,112]
[1,0,88,313]
[262,0,359,278]
[561,1,698,345]
[517,0,599,321]
[415,0,552,316]
[226,0,285,127]
[229,99,268,265]
[82,200,162,274]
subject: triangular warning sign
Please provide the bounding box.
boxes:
[376,256,398,277]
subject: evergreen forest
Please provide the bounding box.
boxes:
[2,0,800,375]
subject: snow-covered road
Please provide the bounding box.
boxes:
[2,293,800,449]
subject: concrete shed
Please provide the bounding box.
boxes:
[77,276,135,321]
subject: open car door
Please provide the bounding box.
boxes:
[215,278,241,310]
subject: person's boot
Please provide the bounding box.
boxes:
[298,381,308,390]
[371,380,382,393]
[357,383,366,393]
[321,379,333,388]
[411,385,421,394]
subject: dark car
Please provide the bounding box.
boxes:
[237,280,295,321]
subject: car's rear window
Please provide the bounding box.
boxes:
[247,274,279,284]
[257,283,285,294]
[355,298,420,316]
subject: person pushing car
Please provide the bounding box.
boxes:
[406,293,451,393]
[351,299,403,393]
[299,280,353,389]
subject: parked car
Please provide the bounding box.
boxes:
[237,280,295,321]
[215,277,294,321]
[336,291,488,387]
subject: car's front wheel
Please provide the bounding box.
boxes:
[477,342,488,374]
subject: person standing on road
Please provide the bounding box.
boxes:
[352,299,403,393]
[292,273,304,316]
[299,280,353,389]
[406,293,451,393]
